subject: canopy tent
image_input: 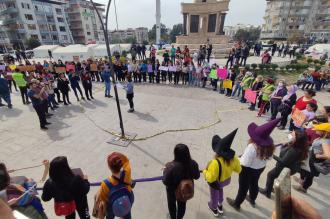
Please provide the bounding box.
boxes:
[52,44,97,62]
[33,45,61,58]
[92,44,132,58]
[306,44,330,58]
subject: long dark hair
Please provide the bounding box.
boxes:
[0,163,10,190]
[49,156,74,185]
[174,144,192,165]
[249,139,275,160]
[290,130,309,161]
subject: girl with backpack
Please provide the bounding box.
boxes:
[203,130,242,217]
[163,144,200,219]
[94,152,134,219]
[42,156,90,219]
[226,119,279,210]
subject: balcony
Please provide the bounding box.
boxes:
[0,7,18,15]
[1,18,17,25]
[70,25,83,30]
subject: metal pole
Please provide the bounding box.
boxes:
[90,0,125,138]
[156,0,161,45]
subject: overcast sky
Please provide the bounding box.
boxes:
[99,0,266,30]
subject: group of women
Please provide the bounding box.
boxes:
[1,114,329,219]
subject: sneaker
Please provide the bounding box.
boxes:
[81,97,85,100]
[40,126,48,130]
[0,103,5,107]
[91,96,94,99]
[208,205,219,217]
[226,198,240,211]
[109,95,113,98]
[259,188,271,199]
[217,204,224,215]
[128,109,135,113]
[293,185,307,193]
[45,122,52,125]
[245,195,256,208]
[8,104,13,109]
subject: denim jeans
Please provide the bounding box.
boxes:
[231,83,241,97]
[0,93,11,105]
[105,81,111,96]
[188,72,193,86]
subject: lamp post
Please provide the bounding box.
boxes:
[90,0,125,138]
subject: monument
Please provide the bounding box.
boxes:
[176,0,232,58]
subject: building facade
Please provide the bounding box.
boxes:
[109,27,149,44]
[261,0,330,42]
[65,0,105,44]
[0,0,73,49]
[224,23,257,38]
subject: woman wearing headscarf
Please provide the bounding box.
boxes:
[278,85,298,130]
[269,80,287,120]
[203,129,242,217]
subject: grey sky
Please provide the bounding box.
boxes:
[100,0,266,30]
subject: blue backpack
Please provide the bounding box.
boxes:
[104,175,132,217]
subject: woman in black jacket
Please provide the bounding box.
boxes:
[57,74,71,105]
[259,129,309,198]
[42,156,90,219]
[163,144,200,219]
[278,85,298,130]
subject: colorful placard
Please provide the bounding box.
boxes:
[168,66,176,72]
[66,64,75,72]
[244,89,257,104]
[17,65,36,72]
[55,67,66,73]
[0,65,6,71]
[217,68,228,79]
[292,109,307,127]
[223,79,233,89]
[159,66,169,71]
[90,64,98,72]
[9,65,16,71]
[209,69,218,79]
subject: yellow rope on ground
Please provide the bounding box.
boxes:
[79,102,247,142]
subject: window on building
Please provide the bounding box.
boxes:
[30,34,38,40]
[86,24,90,30]
[27,4,30,9]
[41,35,47,40]
[57,17,64,22]
[27,24,37,30]
[47,16,54,22]
[24,14,33,20]
[35,5,38,11]
[87,32,91,35]
[55,8,62,14]
[208,14,216,32]
[21,3,24,8]
[190,15,200,33]
[62,35,68,40]
[59,26,66,32]
[52,35,58,40]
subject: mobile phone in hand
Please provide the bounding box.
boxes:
[274,168,292,219]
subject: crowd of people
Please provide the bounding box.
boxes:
[0,117,328,219]
[0,44,329,219]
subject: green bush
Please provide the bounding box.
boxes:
[307,58,313,64]
[320,60,326,66]
[313,59,320,65]
[251,63,258,70]
[265,64,271,70]
[296,53,303,60]
[244,64,250,71]
[291,60,298,64]
[315,65,322,71]
[280,66,285,71]
[286,64,292,71]
[233,64,239,71]
[258,64,265,70]
[271,64,279,71]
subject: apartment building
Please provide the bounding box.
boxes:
[66,0,105,44]
[0,26,11,52]
[261,0,330,42]
[0,0,73,49]
[109,27,149,44]
[224,24,257,38]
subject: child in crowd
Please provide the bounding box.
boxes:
[290,103,318,131]
[203,130,242,217]
[94,152,134,219]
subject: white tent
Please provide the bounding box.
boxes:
[91,44,132,58]
[33,45,61,58]
[52,44,96,62]
[306,44,330,58]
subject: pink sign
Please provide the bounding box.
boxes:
[66,64,75,72]
[217,68,228,79]
[244,89,257,104]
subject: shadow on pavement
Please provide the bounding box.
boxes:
[133,111,158,123]
[0,107,23,120]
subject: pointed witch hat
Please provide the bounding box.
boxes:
[212,129,238,160]
[248,118,280,147]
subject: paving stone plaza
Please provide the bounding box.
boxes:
[1,82,329,219]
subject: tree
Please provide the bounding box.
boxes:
[148,23,169,43]
[288,34,306,45]
[233,27,261,43]
[123,37,137,44]
[25,37,41,49]
[170,23,183,43]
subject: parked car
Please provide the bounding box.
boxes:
[25,50,34,59]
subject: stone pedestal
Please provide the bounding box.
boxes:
[176,0,232,58]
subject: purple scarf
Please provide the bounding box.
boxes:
[282,85,298,102]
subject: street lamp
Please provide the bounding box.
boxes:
[90,0,125,139]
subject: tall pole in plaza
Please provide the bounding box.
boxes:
[156,0,161,45]
[90,0,125,138]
